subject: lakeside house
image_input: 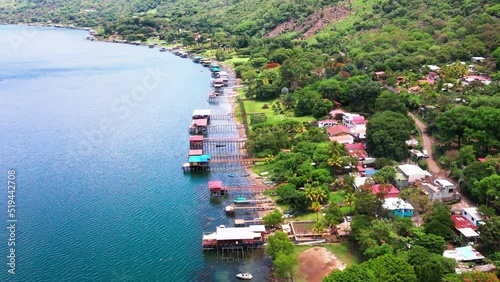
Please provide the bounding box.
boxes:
[382,197,414,217]
[342,113,367,139]
[202,225,266,249]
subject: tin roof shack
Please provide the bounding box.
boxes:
[451,215,480,243]
[192,109,211,120]
[202,225,266,249]
[189,118,208,134]
[382,198,414,217]
[189,135,204,149]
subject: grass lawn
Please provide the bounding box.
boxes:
[329,190,346,204]
[224,57,249,67]
[242,98,315,126]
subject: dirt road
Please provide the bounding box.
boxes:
[409,112,448,178]
[408,112,476,210]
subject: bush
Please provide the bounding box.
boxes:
[418,159,428,170]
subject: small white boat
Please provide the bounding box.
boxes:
[236,272,253,280]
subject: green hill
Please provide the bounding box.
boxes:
[1,0,498,68]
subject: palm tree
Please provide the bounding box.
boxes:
[310,201,323,221]
[312,221,326,237]
[343,193,356,213]
[305,186,327,204]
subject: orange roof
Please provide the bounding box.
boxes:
[327,125,351,136]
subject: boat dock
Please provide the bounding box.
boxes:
[234,219,264,227]
[225,204,275,213]
[233,198,273,204]
[208,181,274,196]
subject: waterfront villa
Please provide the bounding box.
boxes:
[202,225,266,250]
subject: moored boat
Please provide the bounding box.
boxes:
[236,273,253,280]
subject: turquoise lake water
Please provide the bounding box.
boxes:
[0,25,271,282]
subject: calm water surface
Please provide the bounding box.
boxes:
[0,25,270,282]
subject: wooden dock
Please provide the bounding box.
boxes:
[225,204,275,213]
[208,180,274,196]
[234,219,264,226]
[206,124,245,133]
[233,198,273,204]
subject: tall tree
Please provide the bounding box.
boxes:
[478,216,500,253]
[266,231,294,259]
[375,92,408,115]
[310,201,323,221]
[434,106,475,148]
[263,208,285,227]
[344,193,356,213]
[366,111,414,161]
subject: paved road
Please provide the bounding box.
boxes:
[409,112,476,210]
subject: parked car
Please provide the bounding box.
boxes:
[345,216,352,222]
[422,149,429,158]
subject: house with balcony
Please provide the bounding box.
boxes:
[342,113,367,139]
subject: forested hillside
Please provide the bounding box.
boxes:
[2,0,499,68]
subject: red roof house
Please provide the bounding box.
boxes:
[372,184,400,198]
[345,143,368,160]
[327,125,352,137]
[451,215,478,230]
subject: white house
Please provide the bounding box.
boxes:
[397,164,432,185]
[462,207,485,226]
[354,176,369,190]
[421,179,458,202]
[471,56,485,63]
